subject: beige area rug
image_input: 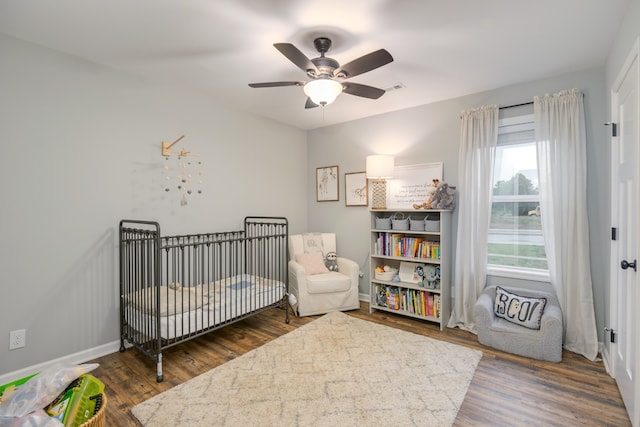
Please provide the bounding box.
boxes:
[132,311,482,427]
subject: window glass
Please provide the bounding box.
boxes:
[488,115,548,278]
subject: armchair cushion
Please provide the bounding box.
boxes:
[306,272,351,293]
[494,286,547,330]
[295,252,330,275]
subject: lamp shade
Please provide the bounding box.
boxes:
[304,78,343,106]
[366,155,395,179]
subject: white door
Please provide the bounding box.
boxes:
[611,39,640,425]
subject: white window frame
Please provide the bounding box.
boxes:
[487,114,550,282]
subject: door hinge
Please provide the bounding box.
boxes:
[605,327,616,343]
[612,227,617,241]
[604,122,618,137]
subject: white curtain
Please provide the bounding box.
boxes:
[448,105,499,331]
[534,89,598,361]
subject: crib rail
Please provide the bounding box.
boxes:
[119,220,162,375]
[119,217,288,382]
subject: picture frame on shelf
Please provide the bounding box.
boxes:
[316,165,339,202]
[344,171,368,206]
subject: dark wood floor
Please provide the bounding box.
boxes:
[89,302,630,426]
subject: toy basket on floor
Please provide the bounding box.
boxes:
[79,393,106,427]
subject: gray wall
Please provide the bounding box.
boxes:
[0,34,308,375]
[307,66,609,341]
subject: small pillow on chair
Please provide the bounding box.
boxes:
[494,286,547,330]
[296,252,330,275]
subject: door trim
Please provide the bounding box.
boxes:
[606,37,640,374]
[607,36,640,426]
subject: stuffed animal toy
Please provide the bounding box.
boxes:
[425,266,441,289]
[432,182,457,210]
[324,251,339,272]
[413,179,440,209]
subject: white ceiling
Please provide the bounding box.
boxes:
[0,0,630,130]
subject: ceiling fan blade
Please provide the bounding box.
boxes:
[305,98,319,109]
[248,81,304,88]
[342,82,386,99]
[335,49,393,79]
[274,43,318,75]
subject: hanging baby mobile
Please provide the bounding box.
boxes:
[161,135,204,206]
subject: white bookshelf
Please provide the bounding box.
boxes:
[369,210,451,330]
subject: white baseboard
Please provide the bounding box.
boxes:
[601,343,614,377]
[0,340,123,386]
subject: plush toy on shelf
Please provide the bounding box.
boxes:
[432,182,456,210]
[413,179,440,210]
[413,179,457,211]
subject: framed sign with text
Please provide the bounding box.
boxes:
[387,163,443,209]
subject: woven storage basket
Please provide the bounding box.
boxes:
[391,213,409,231]
[79,393,106,427]
[375,267,398,281]
[409,216,425,231]
[424,216,440,232]
[375,215,392,230]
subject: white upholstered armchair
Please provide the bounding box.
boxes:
[288,233,360,316]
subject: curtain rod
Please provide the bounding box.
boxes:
[499,101,533,110]
[459,101,533,119]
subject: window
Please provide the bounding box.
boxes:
[488,114,549,280]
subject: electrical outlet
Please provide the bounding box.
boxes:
[9,329,25,350]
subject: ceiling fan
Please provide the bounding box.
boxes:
[248,37,393,108]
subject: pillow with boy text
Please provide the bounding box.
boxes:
[494,286,547,330]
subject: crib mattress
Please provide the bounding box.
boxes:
[124,274,286,340]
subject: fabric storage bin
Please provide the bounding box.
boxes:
[410,216,425,231]
[391,213,409,230]
[424,216,440,232]
[375,215,392,230]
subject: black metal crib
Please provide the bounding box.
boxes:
[119,216,289,382]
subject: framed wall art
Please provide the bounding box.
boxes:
[316,165,339,202]
[344,171,368,206]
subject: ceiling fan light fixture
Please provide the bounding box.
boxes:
[304,78,343,106]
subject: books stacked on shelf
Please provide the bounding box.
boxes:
[374,285,441,319]
[374,232,441,259]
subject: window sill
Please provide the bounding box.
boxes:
[487,265,550,283]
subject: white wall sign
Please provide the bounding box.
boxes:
[388,163,443,209]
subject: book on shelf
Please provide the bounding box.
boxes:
[375,232,441,259]
[374,284,442,320]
